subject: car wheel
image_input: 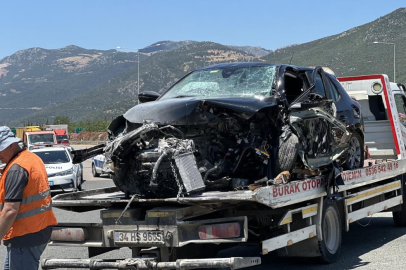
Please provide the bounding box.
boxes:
[343,132,364,170]
[318,200,342,263]
[275,132,299,174]
[92,163,100,177]
[76,174,82,191]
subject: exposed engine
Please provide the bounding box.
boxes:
[106,109,283,198]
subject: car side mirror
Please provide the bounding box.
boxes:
[138,91,160,103]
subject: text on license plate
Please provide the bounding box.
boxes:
[114,231,164,244]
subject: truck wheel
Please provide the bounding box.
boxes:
[343,132,364,170]
[275,132,299,173]
[92,164,100,177]
[393,183,406,227]
[318,201,342,263]
[393,207,406,226]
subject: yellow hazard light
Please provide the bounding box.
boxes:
[372,82,382,94]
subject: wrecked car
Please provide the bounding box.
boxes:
[75,63,364,198]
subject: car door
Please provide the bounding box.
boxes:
[289,67,349,168]
[325,75,356,129]
[67,148,79,184]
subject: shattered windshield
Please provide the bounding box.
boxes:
[160,65,277,100]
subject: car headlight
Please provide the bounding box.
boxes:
[48,168,73,177]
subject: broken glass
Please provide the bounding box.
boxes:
[161,66,277,100]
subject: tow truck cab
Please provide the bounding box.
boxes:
[24,131,57,150]
[338,74,406,161]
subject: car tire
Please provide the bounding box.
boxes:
[76,174,82,191]
[275,132,299,173]
[318,200,342,263]
[92,163,100,177]
[343,132,364,170]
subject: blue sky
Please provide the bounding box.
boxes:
[1,0,404,59]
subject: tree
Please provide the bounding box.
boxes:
[54,116,70,125]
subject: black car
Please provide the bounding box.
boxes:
[100,63,364,197]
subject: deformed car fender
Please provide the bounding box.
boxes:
[289,107,351,169]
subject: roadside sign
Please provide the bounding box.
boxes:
[75,127,84,133]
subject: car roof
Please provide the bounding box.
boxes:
[25,131,55,135]
[31,146,68,152]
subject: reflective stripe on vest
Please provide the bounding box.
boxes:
[16,203,52,220]
[0,189,51,211]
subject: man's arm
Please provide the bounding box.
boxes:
[0,202,20,239]
[0,164,28,240]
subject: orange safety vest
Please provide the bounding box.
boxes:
[0,150,57,240]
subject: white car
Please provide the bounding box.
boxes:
[91,154,112,177]
[32,146,83,192]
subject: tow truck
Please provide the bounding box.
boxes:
[42,74,406,270]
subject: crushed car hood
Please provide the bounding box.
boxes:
[123,96,278,125]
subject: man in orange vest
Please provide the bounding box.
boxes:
[0,126,57,270]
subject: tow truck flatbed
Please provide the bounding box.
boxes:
[53,159,405,210]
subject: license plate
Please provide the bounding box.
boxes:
[114,231,164,245]
[49,181,54,186]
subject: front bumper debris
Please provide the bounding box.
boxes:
[41,257,261,269]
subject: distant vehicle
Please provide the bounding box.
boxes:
[32,146,83,192]
[14,126,41,139]
[24,131,57,150]
[91,154,112,177]
[56,134,70,146]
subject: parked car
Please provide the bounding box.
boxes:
[91,154,112,177]
[76,63,364,197]
[32,146,83,192]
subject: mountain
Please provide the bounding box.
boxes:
[0,45,140,125]
[141,40,272,57]
[1,40,271,126]
[227,45,272,57]
[138,40,197,54]
[9,42,260,126]
[262,8,406,82]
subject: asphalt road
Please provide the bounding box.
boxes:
[1,145,406,269]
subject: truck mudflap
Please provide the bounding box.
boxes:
[41,257,261,270]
